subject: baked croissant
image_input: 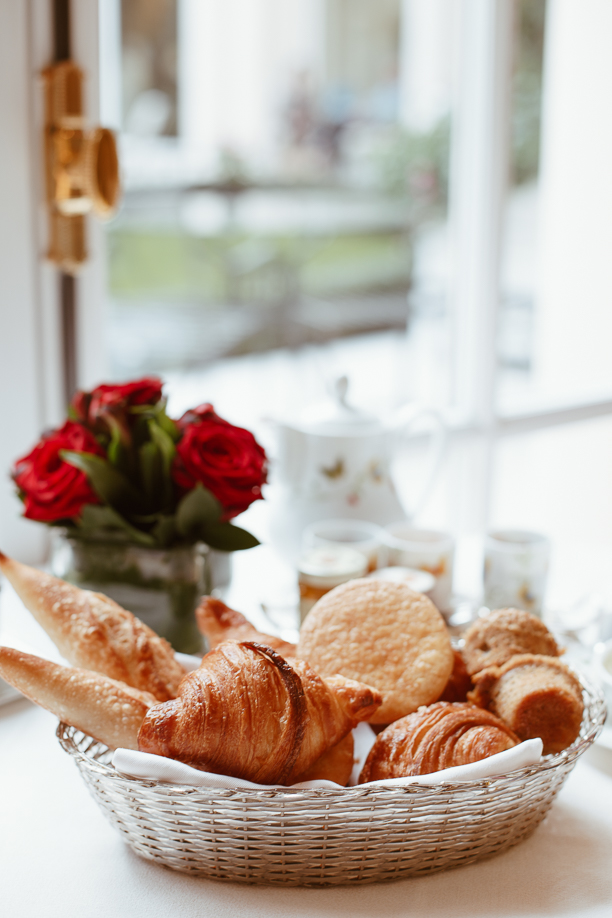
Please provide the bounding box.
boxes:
[292,732,354,786]
[359,701,519,782]
[138,641,382,785]
[0,552,185,701]
[195,595,297,657]
[468,653,584,754]
[0,646,155,750]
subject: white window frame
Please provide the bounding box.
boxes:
[0,0,107,561]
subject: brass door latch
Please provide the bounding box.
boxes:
[43,60,120,273]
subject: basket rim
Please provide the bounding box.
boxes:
[57,667,607,800]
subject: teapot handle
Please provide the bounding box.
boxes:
[392,404,447,520]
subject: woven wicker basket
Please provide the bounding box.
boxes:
[57,673,606,887]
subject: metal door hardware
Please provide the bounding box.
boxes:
[43,60,120,273]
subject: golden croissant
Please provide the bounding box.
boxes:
[0,551,184,701]
[195,595,297,657]
[0,646,155,750]
[139,640,382,784]
[292,732,354,786]
[359,701,519,782]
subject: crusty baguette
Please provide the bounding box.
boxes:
[195,595,297,656]
[0,551,185,701]
[0,646,155,750]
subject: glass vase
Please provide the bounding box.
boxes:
[51,531,210,654]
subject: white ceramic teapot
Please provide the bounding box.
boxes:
[267,378,446,558]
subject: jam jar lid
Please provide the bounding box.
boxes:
[298,546,367,588]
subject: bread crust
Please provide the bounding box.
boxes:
[297,579,454,723]
[195,595,297,656]
[0,646,155,749]
[291,732,354,786]
[438,649,473,703]
[359,701,518,782]
[138,641,381,784]
[462,607,561,676]
[0,552,185,701]
[469,653,584,754]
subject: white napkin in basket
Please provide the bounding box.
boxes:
[115,651,543,788]
[112,737,542,790]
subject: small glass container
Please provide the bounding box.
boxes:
[483,530,550,618]
[302,519,387,572]
[367,566,435,596]
[383,524,455,614]
[298,546,367,623]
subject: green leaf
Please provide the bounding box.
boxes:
[138,440,163,506]
[107,423,122,465]
[154,404,180,442]
[128,404,155,415]
[151,514,177,547]
[175,484,223,540]
[148,419,176,475]
[106,418,133,476]
[147,419,176,510]
[61,450,147,515]
[77,504,156,546]
[199,521,260,552]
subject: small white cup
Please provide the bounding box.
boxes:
[383,524,455,613]
[302,519,387,573]
[484,530,550,618]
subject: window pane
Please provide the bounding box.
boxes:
[121,0,178,137]
[491,414,612,605]
[498,0,612,414]
[497,0,544,397]
[103,0,458,413]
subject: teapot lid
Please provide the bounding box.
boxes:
[298,376,382,435]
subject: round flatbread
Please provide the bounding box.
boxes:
[297,578,453,723]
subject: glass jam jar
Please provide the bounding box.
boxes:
[298,546,367,624]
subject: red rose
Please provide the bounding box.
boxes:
[12,421,105,522]
[176,402,217,429]
[173,405,267,518]
[72,377,163,431]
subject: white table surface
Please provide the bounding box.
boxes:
[2,542,612,918]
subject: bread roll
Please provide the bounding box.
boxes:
[462,607,561,676]
[468,653,583,754]
[297,579,454,724]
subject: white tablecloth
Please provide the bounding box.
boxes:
[2,551,612,918]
